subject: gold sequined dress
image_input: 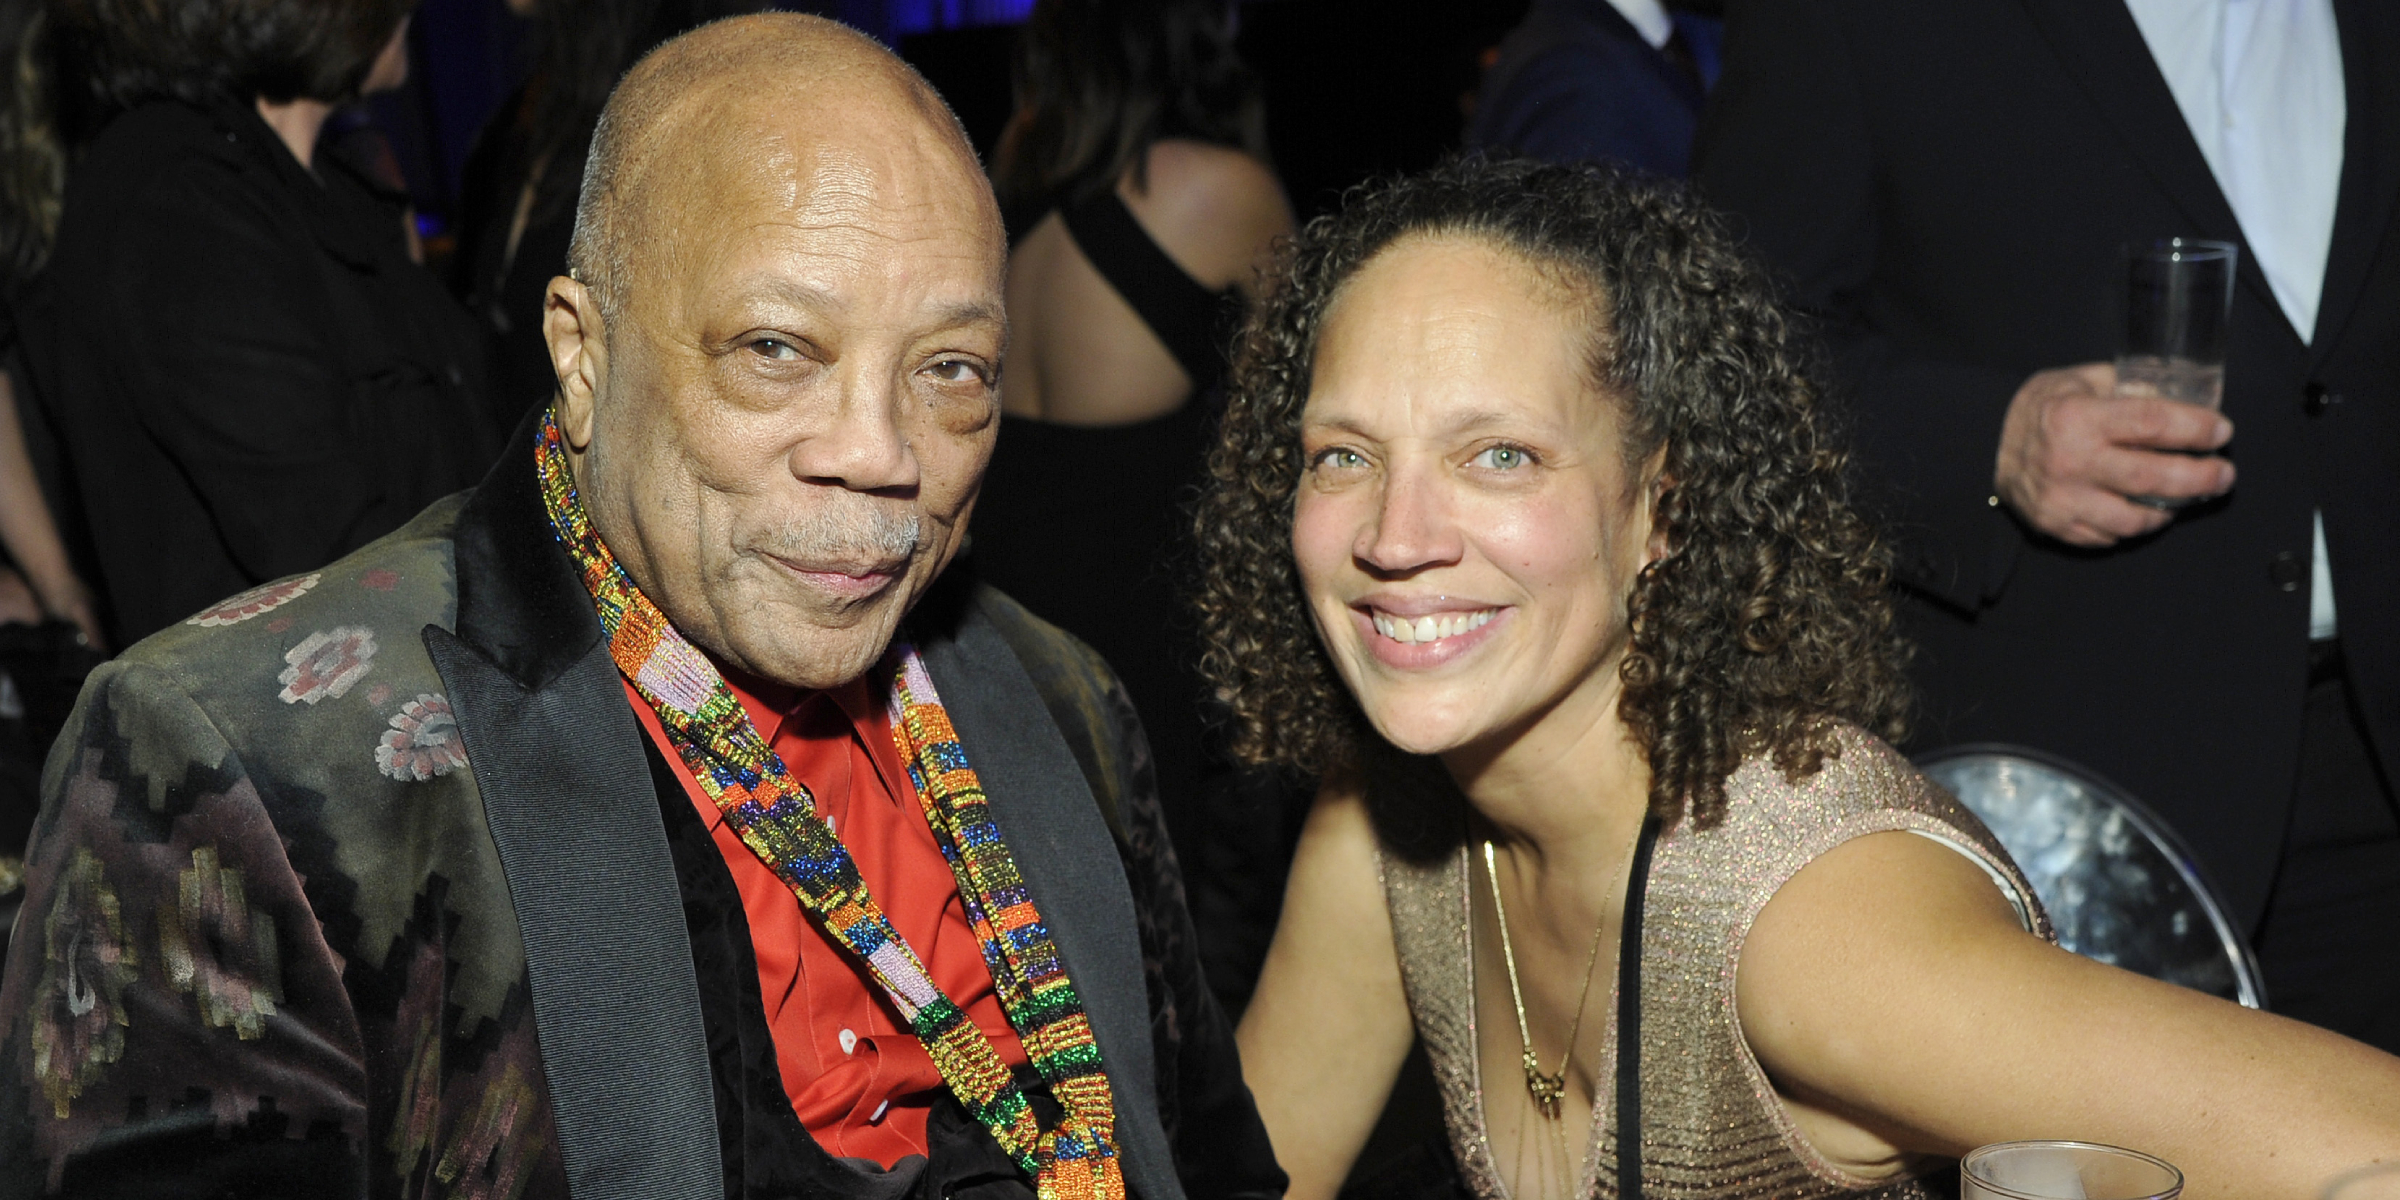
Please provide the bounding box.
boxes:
[1378,723,2052,1199]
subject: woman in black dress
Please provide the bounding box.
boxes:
[42,0,500,645]
[982,0,1295,1001]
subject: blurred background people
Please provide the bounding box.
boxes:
[977,0,1293,980]
[1465,0,1720,175]
[0,0,106,963]
[1696,0,2399,1051]
[450,0,773,430]
[39,0,501,647]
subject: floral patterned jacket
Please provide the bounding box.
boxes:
[0,432,1282,1200]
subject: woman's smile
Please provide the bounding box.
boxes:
[1353,600,1507,666]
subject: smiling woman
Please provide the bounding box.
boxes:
[1200,157,2400,1200]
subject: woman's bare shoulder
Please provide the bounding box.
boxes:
[1122,139,1295,292]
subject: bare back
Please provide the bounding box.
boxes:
[1002,139,1292,426]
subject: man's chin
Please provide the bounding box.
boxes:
[718,629,894,692]
[711,592,910,691]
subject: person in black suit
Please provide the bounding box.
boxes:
[35,0,500,647]
[1466,0,1719,176]
[1695,0,2400,1052]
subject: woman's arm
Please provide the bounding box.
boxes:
[1237,777,1418,1200]
[0,370,101,648]
[1737,829,2400,1198]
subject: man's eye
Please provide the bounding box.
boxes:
[925,358,986,385]
[750,338,801,360]
[1470,445,1531,470]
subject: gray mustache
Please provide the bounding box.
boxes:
[763,506,921,564]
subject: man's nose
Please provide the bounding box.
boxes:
[1355,462,1463,577]
[789,369,920,494]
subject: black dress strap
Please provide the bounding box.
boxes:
[1616,814,1662,1200]
[1059,187,1231,393]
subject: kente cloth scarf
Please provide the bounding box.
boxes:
[533,410,1125,1200]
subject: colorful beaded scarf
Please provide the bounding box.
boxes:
[533,411,1124,1200]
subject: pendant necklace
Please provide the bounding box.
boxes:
[1482,839,1610,1122]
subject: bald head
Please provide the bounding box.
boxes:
[568,13,986,324]
[540,11,1008,692]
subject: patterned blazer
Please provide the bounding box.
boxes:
[0,429,1282,1200]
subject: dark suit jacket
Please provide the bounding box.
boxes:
[1467,0,1721,176]
[31,99,501,647]
[1693,0,2400,927]
[0,421,1284,1200]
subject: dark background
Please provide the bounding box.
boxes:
[372,0,1535,243]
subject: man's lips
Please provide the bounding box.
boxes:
[763,552,906,599]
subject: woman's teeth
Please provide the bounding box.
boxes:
[1371,609,1495,645]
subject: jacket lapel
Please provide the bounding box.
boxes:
[915,591,1185,1200]
[2016,0,2288,333]
[2310,0,2400,365]
[424,426,722,1200]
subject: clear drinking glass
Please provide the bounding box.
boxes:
[2116,238,2238,409]
[2326,1163,2400,1200]
[1962,1141,2184,1200]
[2115,237,2237,509]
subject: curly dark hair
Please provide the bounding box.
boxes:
[1194,156,1910,829]
[53,0,412,110]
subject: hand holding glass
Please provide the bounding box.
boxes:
[2115,238,2237,508]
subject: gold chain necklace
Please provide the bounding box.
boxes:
[1482,840,1610,1122]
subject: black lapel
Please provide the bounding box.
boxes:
[424,418,722,1200]
[2015,0,2288,331]
[914,588,1184,1200]
[2311,0,2400,365]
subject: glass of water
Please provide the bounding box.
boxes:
[2117,238,2237,409]
[2116,237,2237,508]
[2326,1163,2400,1200]
[1963,1141,2183,1200]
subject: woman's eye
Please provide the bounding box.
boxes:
[1314,448,1366,471]
[1471,445,1530,470]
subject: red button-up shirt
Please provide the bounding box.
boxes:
[623,668,1030,1166]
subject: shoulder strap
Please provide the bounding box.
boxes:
[1060,188,1231,392]
[1615,814,1662,1200]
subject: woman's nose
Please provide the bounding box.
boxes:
[1354,466,1463,577]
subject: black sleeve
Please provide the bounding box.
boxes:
[1093,669,1287,1200]
[1693,0,2024,610]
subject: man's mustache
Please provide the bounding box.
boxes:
[762,505,922,567]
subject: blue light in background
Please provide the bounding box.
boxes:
[883,0,1035,36]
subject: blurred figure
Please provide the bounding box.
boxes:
[1697,0,2399,1051]
[40,0,500,647]
[1466,0,1720,175]
[982,0,1293,880]
[0,0,106,955]
[452,0,773,430]
[0,0,102,649]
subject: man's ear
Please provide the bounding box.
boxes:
[545,275,608,451]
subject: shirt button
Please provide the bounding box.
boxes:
[870,1100,890,1123]
[2303,382,2342,416]
[838,1028,857,1055]
[2269,550,2306,592]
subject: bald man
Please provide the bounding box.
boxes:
[0,16,1286,1200]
